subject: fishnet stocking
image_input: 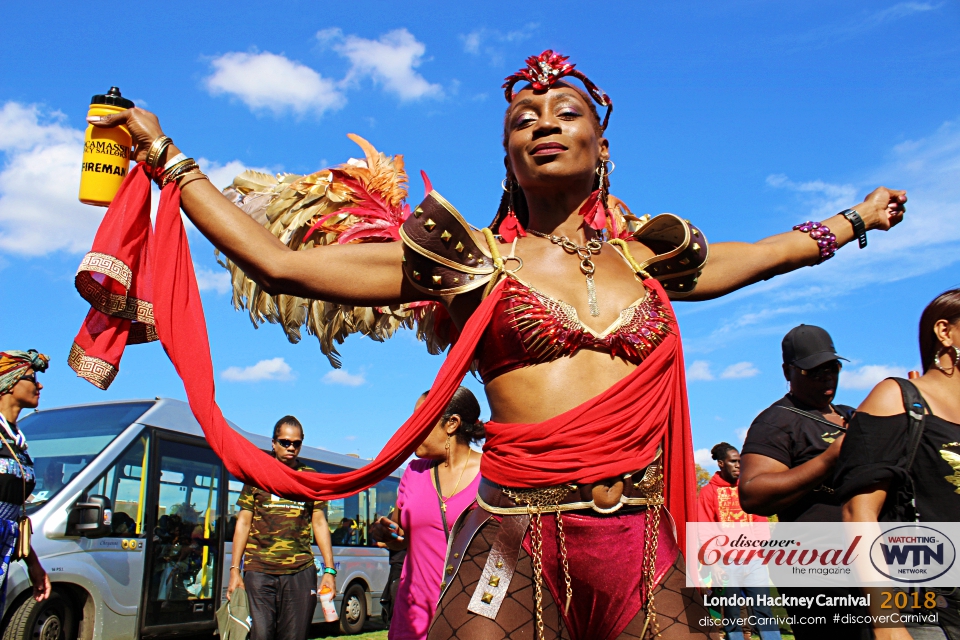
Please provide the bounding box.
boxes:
[428,518,719,640]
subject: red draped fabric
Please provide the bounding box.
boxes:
[70,165,695,555]
[482,290,696,550]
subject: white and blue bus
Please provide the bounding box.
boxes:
[0,398,400,640]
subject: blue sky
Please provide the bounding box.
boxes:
[1,1,958,468]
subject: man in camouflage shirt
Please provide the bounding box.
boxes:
[227,416,336,640]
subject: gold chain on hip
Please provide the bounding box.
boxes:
[639,475,663,639]
[502,485,572,640]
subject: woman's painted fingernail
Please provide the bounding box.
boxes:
[389,524,397,529]
[390,532,398,538]
[86,115,101,123]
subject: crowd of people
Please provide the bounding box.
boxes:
[5,47,956,640]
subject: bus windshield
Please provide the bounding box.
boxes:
[20,401,154,513]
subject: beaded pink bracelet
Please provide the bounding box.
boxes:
[793,221,838,262]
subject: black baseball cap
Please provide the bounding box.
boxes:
[782,324,848,370]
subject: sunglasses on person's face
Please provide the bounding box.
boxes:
[799,361,842,380]
[274,439,303,449]
[18,374,37,385]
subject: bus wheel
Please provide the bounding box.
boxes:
[2,591,76,640]
[339,583,367,635]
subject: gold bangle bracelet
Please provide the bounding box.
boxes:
[146,136,173,177]
[177,171,209,190]
[162,162,199,187]
[160,158,194,180]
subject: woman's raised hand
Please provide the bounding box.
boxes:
[87,108,170,164]
[857,186,907,232]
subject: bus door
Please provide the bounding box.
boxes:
[75,431,151,614]
[141,435,223,633]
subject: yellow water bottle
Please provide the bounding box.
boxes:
[78,87,135,206]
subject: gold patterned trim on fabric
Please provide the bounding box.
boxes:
[78,251,132,290]
[75,271,155,325]
[67,342,118,390]
[127,323,159,345]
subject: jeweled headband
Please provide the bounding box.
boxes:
[502,50,613,131]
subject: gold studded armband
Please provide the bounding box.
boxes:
[399,191,497,296]
[632,213,709,298]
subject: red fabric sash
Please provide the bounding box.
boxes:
[70,165,505,501]
[482,282,695,552]
[70,165,695,555]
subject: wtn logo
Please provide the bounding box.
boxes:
[880,543,944,567]
[870,526,956,583]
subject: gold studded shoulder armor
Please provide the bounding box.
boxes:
[633,214,708,298]
[399,191,497,296]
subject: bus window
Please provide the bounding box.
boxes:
[225,475,244,540]
[82,432,149,537]
[24,401,154,513]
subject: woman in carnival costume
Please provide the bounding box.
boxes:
[88,50,906,638]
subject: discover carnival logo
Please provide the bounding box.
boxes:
[870,525,956,583]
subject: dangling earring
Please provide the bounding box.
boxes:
[579,160,610,231]
[444,435,452,467]
[499,174,526,242]
[934,346,960,375]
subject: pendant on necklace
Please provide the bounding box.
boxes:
[586,273,599,317]
[440,502,447,513]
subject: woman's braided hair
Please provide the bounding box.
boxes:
[488,85,609,235]
[423,386,486,445]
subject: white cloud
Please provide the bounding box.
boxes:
[222,357,294,382]
[791,3,939,47]
[459,26,536,63]
[322,368,366,386]
[686,360,714,381]
[324,28,443,101]
[195,265,231,294]
[766,174,858,220]
[694,448,714,469]
[198,158,273,192]
[204,51,346,116]
[0,102,105,255]
[721,362,760,379]
[840,364,909,390]
[714,116,960,308]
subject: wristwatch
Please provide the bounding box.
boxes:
[840,209,867,249]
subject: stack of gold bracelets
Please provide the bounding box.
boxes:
[143,136,208,189]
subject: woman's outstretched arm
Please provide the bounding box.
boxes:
[683,186,906,301]
[91,108,426,307]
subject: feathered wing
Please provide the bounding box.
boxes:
[218,134,450,368]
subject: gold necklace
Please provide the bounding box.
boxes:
[435,450,472,513]
[527,229,603,316]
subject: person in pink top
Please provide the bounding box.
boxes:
[372,387,484,640]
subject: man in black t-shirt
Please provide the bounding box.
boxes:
[739,325,868,640]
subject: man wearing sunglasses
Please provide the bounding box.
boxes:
[228,416,336,640]
[739,325,868,640]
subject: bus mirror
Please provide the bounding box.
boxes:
[67,495,113,538]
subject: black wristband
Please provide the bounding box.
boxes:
[840,209,867,249]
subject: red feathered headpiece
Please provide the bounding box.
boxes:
[502,50,613,131]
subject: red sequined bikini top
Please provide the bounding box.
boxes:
[476,275,674,381]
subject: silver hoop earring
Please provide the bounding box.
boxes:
[501,178,518,192]
[933,346,960,374]
[596,160,615,176]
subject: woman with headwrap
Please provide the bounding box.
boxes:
[0,350,52,608]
